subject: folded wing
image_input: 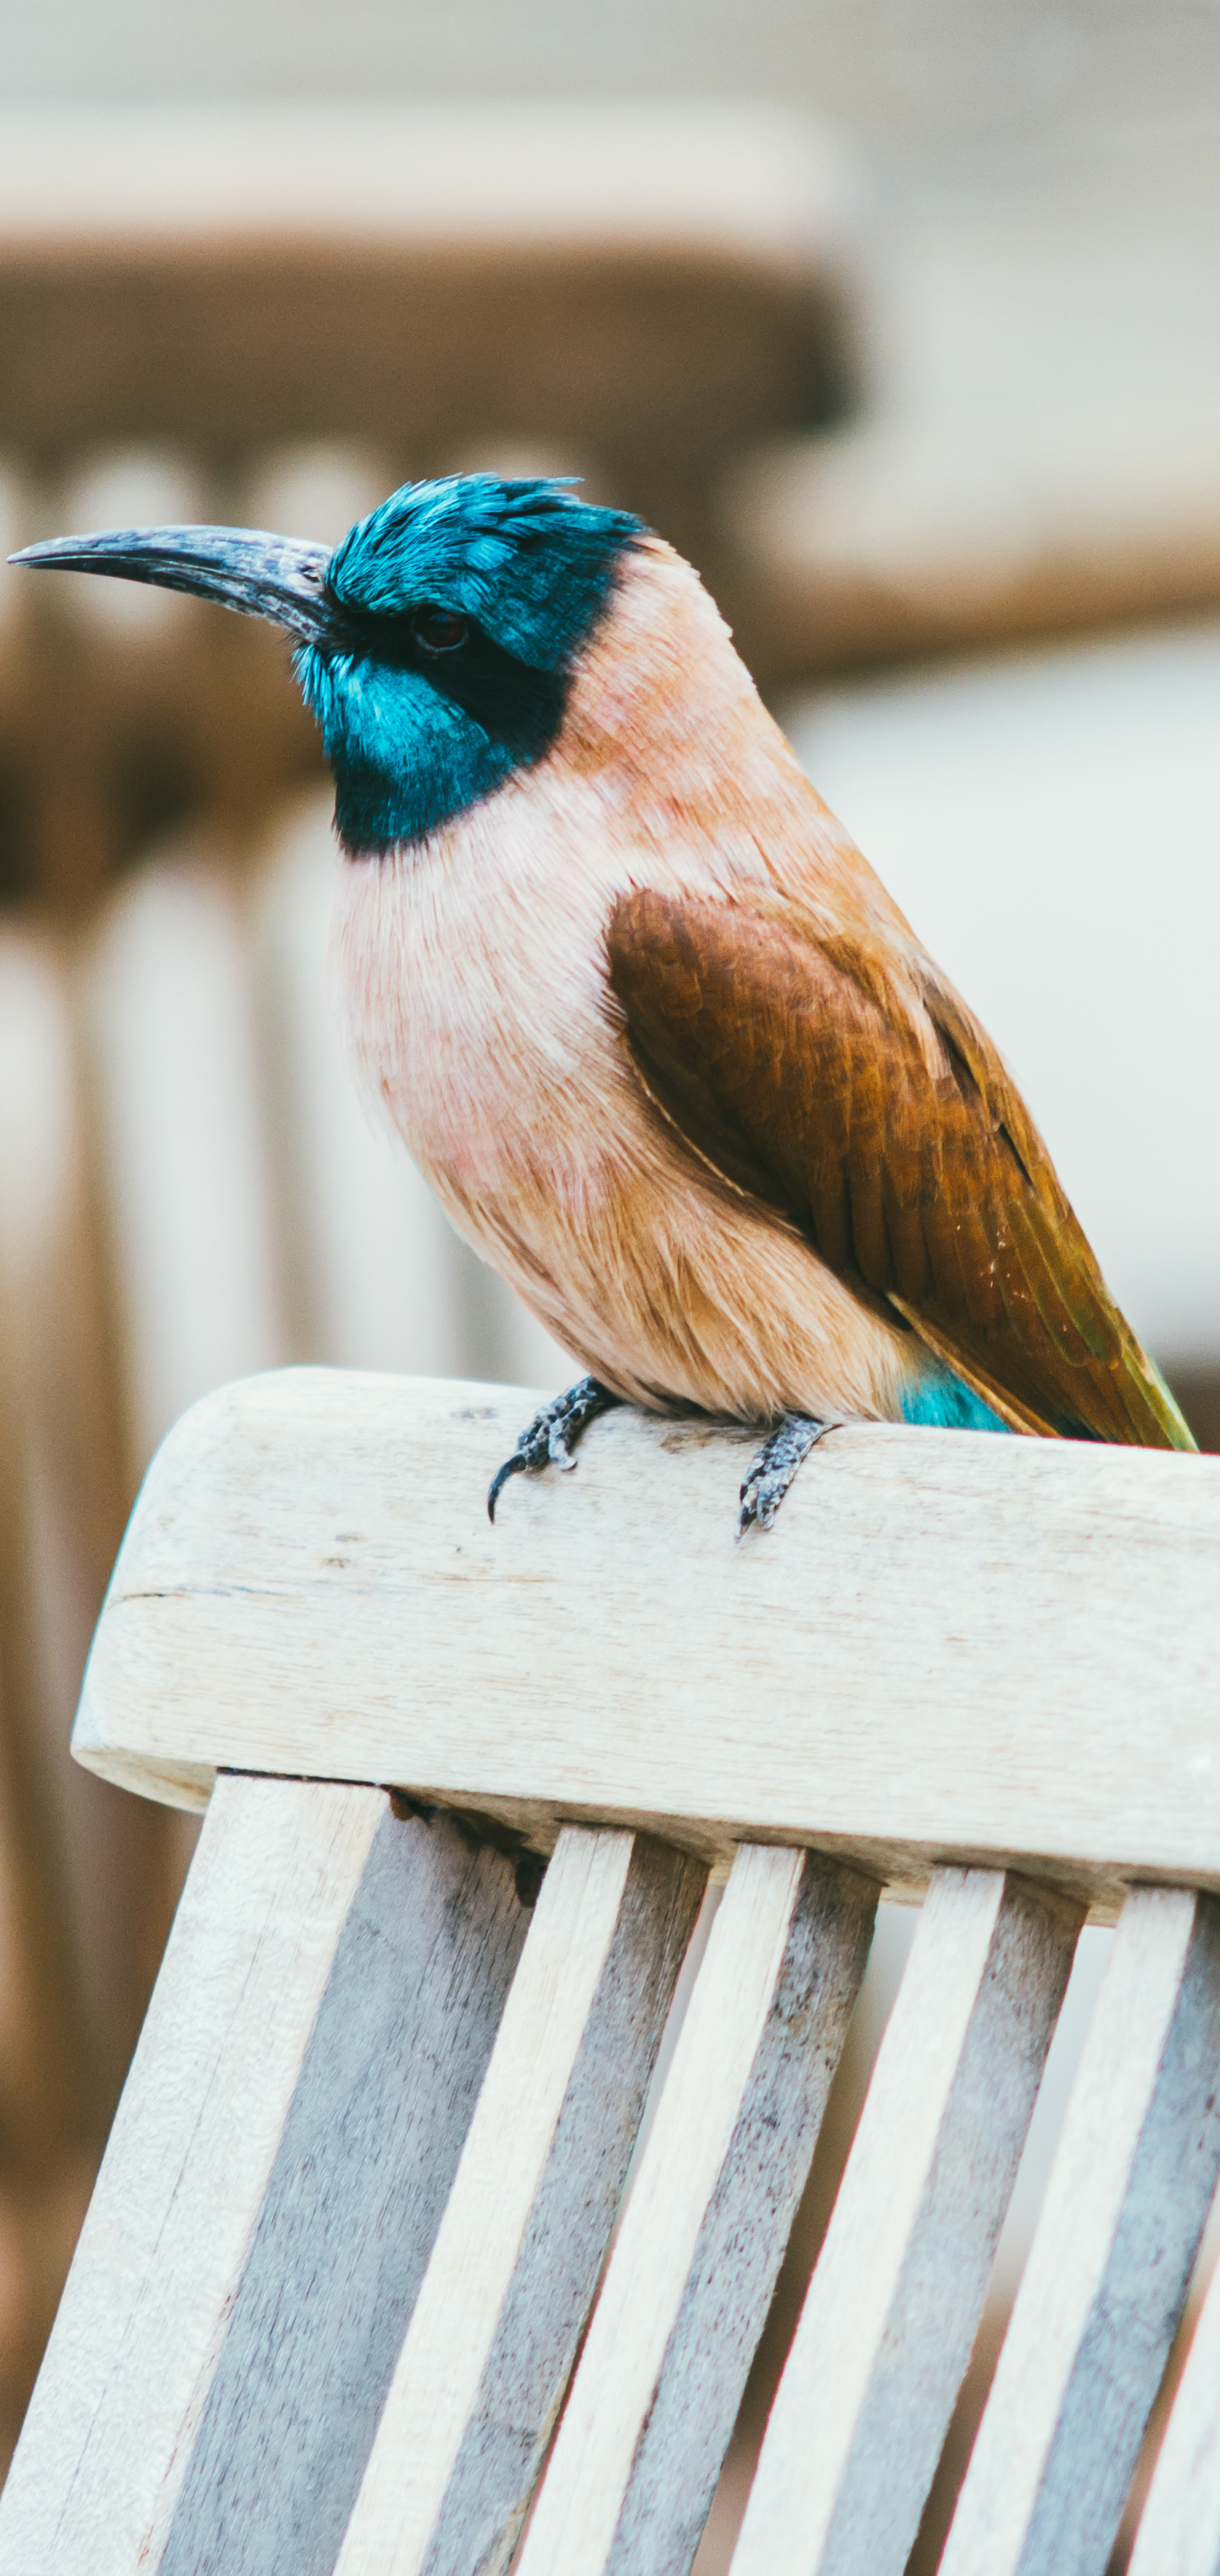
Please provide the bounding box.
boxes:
[607,887,1193,1449]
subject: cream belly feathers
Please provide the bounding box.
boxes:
[330,537,923,1428]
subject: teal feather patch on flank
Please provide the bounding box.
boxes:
[902,1368,1012,1434]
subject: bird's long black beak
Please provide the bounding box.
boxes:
[8,525,332,641]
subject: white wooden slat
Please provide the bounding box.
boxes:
[83,850,286,1471]
[731,1867,1082,2576]
[73,1368,1220,1904]
[515,1844,879,2576]
[0,1774,531,2576]
[939,1884,1220,2576]
[333,1825,706,2576]
[1128,2215,1220,2576]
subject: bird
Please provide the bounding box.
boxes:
[12,476,1196,1535]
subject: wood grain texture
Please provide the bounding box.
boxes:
[731,1868,1082,2576]
[73,1370,1220,1911]
[940,1885,1220,2576]
[516,1845,878,2576]
[334,1824,706,2576]
[1128,2229,1220,2576]
[0,1775,530,2576]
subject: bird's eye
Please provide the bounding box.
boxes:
[413,605,469,654]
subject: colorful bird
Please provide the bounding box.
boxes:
[13,478,1195,1533]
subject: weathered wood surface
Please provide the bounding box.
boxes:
[940,1885,1220,2576]
[1128,2226,1220,2576]
[516,1845,878,2576]
[0,1774,530,2576]
[333,1825,705,2576]
[732,1868,1082,2576]
[73,1371,1220,1907]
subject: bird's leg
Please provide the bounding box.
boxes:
[737,1413,832,1539]
[487,1375,624,1522]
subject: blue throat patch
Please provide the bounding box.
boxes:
[294,475,641,855]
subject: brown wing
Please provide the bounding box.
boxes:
[607,887,1194,1449]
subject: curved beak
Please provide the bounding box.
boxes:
[8,525,333,641]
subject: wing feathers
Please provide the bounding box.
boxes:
[607,887,1195,1452]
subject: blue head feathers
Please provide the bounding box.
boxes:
[10,474,643,857]
[328,476,640,670]
[302,476,641,852]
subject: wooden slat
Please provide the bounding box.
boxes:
[0,1774,531,2576]
[515,1843,878,2576]
[939,1884,1220,2576]
[731,1868,1082,2576]
[333,1825,706,2576]
[73,1370,1220,1907]
[83,847,286,1474]
[1127,2217,1220,2576]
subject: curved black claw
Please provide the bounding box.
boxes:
[488,1376,624,1522]
[737,1413,831,1540]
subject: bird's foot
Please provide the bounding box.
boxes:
[487,1376,624,1522]
[737,1413,832,1540]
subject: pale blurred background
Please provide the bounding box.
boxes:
[0,5,1217,2566]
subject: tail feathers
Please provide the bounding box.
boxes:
[1126,1347,1198,1452]
[894,1301,1198,1452]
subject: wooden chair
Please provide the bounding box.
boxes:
[2,1367,1219,2576]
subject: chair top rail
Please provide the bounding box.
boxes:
[73,1368,1220,1916]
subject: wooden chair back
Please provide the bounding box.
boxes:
[2,1369,1218,2576]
